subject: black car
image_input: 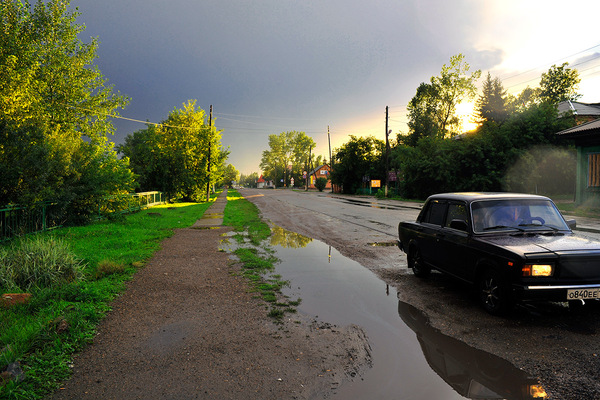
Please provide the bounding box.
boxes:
[397,192,600,314]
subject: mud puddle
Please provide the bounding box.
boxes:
[271,228,546,399]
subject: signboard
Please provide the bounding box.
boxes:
[371,180,381,188]
[388,171,397,182]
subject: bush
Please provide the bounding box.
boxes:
[0,236,86,292]
[315,177,328,192]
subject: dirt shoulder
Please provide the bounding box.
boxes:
[49,225,370,400]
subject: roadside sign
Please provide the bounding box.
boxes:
[371,180,381,188]
[388,171,397,182]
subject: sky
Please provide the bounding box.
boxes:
[71,0,600,175]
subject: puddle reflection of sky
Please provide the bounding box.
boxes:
[270,228,545,400]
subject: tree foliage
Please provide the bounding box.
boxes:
[0,0,134,223]
[539,62,581,104]
[239,172,259,188]
[219,164,240,188]
[330,135,384,194]
[260,131,316,187]
[118,101,227,201]
[395,103,573,199]
[475,72,510,124]
[403,54,481,145]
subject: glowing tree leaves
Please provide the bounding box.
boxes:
[0,0,134,220]
[118,100,229,202]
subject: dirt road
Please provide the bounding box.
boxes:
[242,188,600,400]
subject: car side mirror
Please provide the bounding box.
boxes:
[449,219,469,232]
[566,219,576,230]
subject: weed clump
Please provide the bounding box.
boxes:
[94,260,127,279]
[0,236,86,292]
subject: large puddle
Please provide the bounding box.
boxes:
[267,226,546,399]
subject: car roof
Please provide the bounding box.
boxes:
[426,192,552,203]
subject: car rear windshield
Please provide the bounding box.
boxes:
[471,199,569,233]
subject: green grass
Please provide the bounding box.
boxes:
[0,189,301,399]
[224,189,299,322]
[0,200,214,399]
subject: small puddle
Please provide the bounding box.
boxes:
[271,227,546,399]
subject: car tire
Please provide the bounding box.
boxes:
[478,268,512,315]
[408,247,430,278]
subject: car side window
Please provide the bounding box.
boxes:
[423,201,446,226]
[445,203,468,228]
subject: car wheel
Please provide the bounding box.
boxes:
[408,247,430,278]
[478,268,511,315]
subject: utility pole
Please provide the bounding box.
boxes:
[328,125,333,193]
[305,145,312,191]
[206,105,212,202]
[385,105,389,197]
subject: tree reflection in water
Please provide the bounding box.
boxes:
[270,225,313,248]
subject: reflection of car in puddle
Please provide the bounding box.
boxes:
[397,301,547,399]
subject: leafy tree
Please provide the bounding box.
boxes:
[330,135,384,194]
[219,164,240,188]
[0,0,134,222]
[433,54,481,136]
[395,103,572,199]
[260,131,315,187]
[475,72,509,124]
[403,54,481,145]
[403,82,441,146]
[239,172,259,188]
[539,62,581,105]
[118,100,227,201]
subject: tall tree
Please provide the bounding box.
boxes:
[260,131,315,187]
[403,82,441,146]
[218,164,240,188]
[475,72,509,124]
[433,54,481,136]
[404,54,481,145]
[330,135,384,194]
[118,100,228,201]
[539,62,581,104]
[0,0,133,221]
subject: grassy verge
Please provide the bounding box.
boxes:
[223,189,300,320]
[0,199,215,399]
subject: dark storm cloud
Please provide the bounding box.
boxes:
[72,0,501,172]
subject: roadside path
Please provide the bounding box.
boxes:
[49,190,367,399]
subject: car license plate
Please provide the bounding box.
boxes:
[567,288,600,300]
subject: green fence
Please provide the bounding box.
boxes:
[0,191,164,241]
[0,202,65,241]
[99,191,165,217]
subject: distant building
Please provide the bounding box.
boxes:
[308,164,331,190]
[557,100,600,125]
[257,175,266,189]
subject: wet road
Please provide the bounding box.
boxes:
[271,232,542,399]
[240,188,600,399]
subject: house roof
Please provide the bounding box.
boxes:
[557,101,600,116]
[257,175,265,183]
[557,118,600,137]
[309,164,329,175]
